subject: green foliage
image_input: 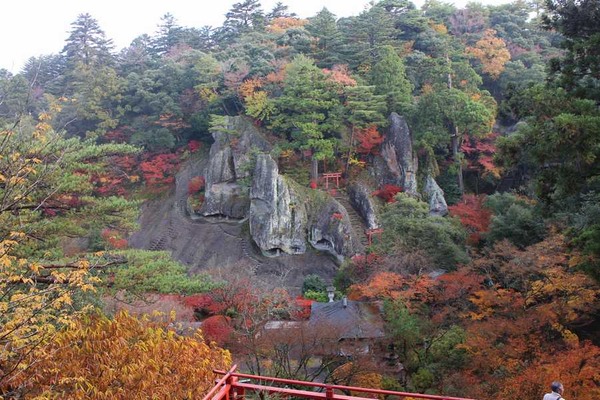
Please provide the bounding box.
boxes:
[345,85,387,129]
[378,194,469,269]
[269,55,343,160]
[484,193,545,248]
[301,274,326,294]
[369,45,413,115]
[411,368,435,392]
[110,250,222,294]
[305,8,344,68]
[569,191,600,279]
[544,0,600,101]
[497,85,600,206]
[302,290,329,303]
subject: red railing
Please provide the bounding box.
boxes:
[203,365,476,400]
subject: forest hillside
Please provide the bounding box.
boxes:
[1,0,599,399]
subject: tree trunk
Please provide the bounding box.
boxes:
[451,129,464,194]
[345,126,355,174]
[311,157,319,182]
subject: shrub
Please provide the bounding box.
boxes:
[373,184,403,203]
[377,194,469,270]
[485,193,545,248]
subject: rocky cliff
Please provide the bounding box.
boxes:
[379,112,418,195]
[200,117,271,219]
[373,112,448,216]
[199,116,359,261]
[250,154,307,255]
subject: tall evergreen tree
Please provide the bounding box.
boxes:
[270,55,343,178]
[61,13,114,68]
[342,3,396,67]
[544,0,600,101]
[305,8,344,68]
[152,13,185,56]
[369,45,413,115]
[267,2,296,21]
[220,0,265,43]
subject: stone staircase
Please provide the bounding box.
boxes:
[332,190,369,248]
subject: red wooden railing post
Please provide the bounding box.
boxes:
[325,385,334,400]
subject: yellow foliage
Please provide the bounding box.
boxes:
[466,29,511,80]
[10,311,231,399]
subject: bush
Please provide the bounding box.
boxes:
[378,194,469,270]
[302,274,326,295]
[110,250,222,295]
[485,193,545,248]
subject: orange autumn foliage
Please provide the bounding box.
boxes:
[12,311,231,399]
[453,234,600,399]
[267,17,307,34]
[355,125,384,155]
[323,64,357,87]
[466,29,511,79]
[348,271,433,306]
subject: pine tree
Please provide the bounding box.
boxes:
[152,13,185,56]
[369,45,413,115]
[220,0,266,43]
[345,3,396,66]
[61,13,114,68]
[306,8,344,68]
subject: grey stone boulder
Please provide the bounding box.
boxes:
[347,182,379,229]
[309,199,361,261]
[378,113,418,195]
[201,182,249,219]
[423,175,448,217]
[228,117,271,179]
[200,116,271,218]
[250,154,307,255]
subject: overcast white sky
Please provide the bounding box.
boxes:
[1,0,513,73]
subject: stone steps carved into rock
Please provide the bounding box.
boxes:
[332,191,370,248]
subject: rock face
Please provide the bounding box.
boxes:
[379,113,418,195]
[199,116,367,260]
[200,117,271,219]
[309,199,359,261]
[250,154,307,255]
[423,175,448,216]
[347,182,379,229]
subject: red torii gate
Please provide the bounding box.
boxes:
[322,172,342,189]
[365,228,383,245]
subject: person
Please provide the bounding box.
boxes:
[543,381,565,400]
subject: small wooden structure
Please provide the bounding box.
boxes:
[322,172,342,189]
[365,228,383,245]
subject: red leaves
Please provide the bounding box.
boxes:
[101,229,128,249]
[292,297,314,320]
[461,133,500,178]
[449,194,492,245]
[188,176,206,194]
[355,126,384,155]
[201,315,233,346]
[372,184,403,203]
[187,140,202,153]
[140,153,180,187]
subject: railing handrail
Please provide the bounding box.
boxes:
[204,364,237,400]
[205,367,477,400]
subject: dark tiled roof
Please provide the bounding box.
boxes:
[309,300,385,340]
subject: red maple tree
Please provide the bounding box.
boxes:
[448,194,492,245]
[355,126,384,156]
